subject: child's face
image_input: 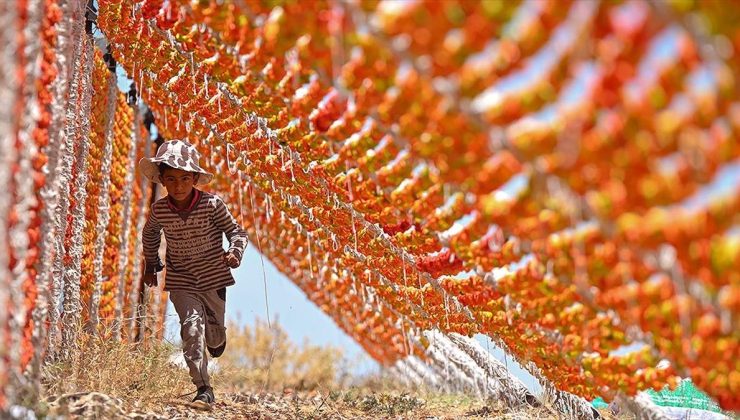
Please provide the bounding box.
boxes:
[161,167,199,202]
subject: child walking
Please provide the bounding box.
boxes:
[138,139,248,408]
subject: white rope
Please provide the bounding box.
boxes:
[0,0,19,408]
[448,333,537,407]
[386,365,412,387]
[392,358,425,388]
[60,30,94,361]
[48,0,86,360]
[28,0,79,391]
[424,350,457,394]
[8,0,44,401]
[404,355,442,388]
[423,331,477,394]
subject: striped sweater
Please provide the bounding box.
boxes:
[142,189,248,292]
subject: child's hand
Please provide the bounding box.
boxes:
[222,251,240,268]
[143,273,158,288]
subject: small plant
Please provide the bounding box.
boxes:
[41,325,192,412]
[357,392,425,416]
[215,316,352,392]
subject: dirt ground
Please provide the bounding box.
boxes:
[40,389,569,419]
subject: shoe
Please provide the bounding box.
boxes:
[190,385,215,409]
[207,341,226,358]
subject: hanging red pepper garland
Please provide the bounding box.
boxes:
[85,0,740,409]
[98,88,135,324]
[81,49,117,329]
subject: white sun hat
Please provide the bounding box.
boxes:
[138,139,213,185]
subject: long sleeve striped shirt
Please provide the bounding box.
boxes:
[142,189,248,292]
